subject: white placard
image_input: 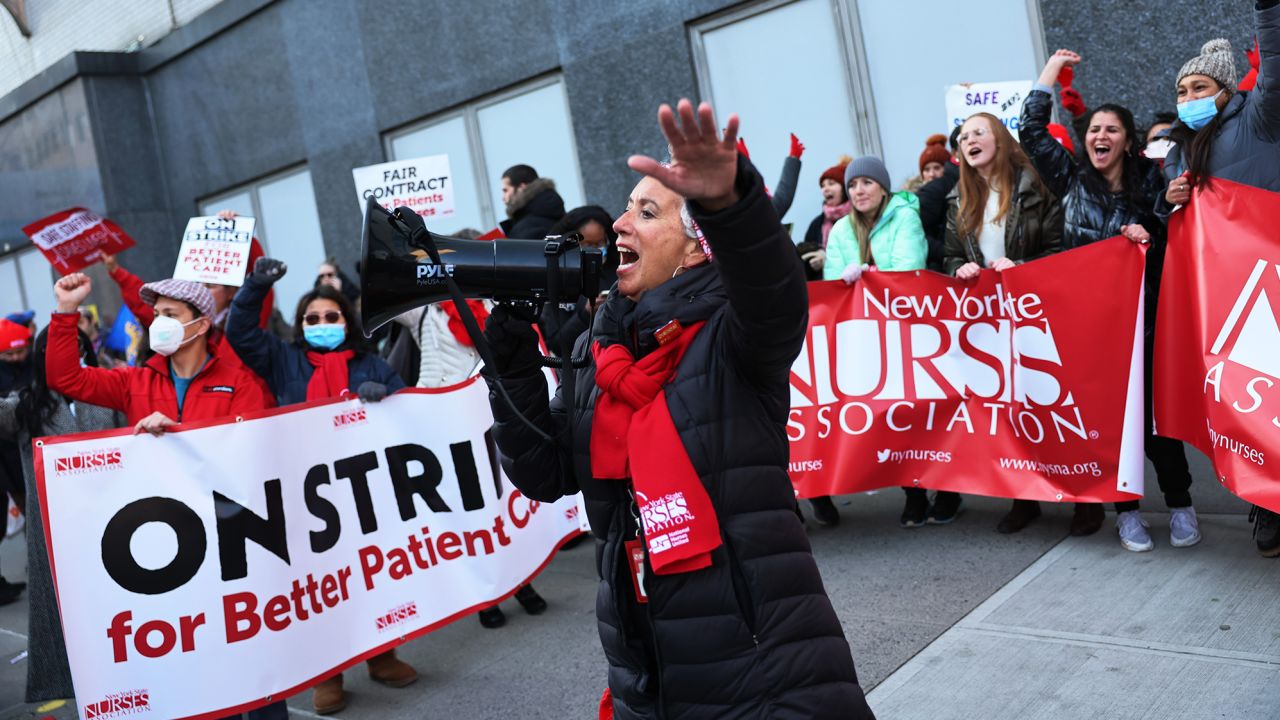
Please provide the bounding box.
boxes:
[352,155,455,220]
[173,216,256,286]
[945,80,1034,140]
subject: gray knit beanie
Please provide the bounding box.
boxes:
[844,156,891,194]
[1177,38,1238,91]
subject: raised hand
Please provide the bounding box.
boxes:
[1038,49,1082,87]
[250,257,288,286]
[55,273,92,312]
[216,209,239,220]
[627,99,741,211]
[102,253,119,273]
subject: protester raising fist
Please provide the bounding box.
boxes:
[53,273,93,313]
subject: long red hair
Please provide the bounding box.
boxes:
[955,113,1047,241]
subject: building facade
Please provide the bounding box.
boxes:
[0,0,1255,320]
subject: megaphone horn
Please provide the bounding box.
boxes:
[359,196,604,335]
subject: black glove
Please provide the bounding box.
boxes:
[484,305,542,377]
[356,381,389,403]
[250,257,287,287]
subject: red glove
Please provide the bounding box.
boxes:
[598,688,614,719]
[1061,87,1086,118]
[789,133,805,159]
[735,137,750,159]
[1056,65,1074,88]
[1241,37,1260,91]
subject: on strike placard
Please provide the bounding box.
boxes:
[352,155,454,220]
[173,216,256,286]
[788,238,1148,504]
[22,208,136,275]
[945,80,1034,139]
[36,381,581,720]
[1156,178,1280,513]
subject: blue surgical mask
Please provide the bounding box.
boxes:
[1177,91,1223,131]
[303,323,346,350]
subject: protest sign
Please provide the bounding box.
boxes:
[22,208,136,275]
[352,155,455,220]
[173,216,256,286]
[788,238,1147,503]
[36,381,580,720]
[1155,178,1280,513]
[945,80,1034,139]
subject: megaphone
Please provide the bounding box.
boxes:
[359,196,605,334]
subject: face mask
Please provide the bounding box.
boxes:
[1143,138,1173,160]
[1177,91,1223,131]
[149,316,201,357]
[303,323,346,350]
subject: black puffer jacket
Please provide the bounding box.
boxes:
[487,159,873,720]
[502,177,566,239]
[942,169,1064,275]
[1020,88,1168,334]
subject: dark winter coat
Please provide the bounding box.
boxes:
[943,169,1064,275]
[502,178,567,239]
[1020,87,1168,334]
[770,155,801,218]
[0,392,122,702]
[487,158,873,720]
[917,161,960,271]
[1160,1,1280,216]
[226,280,406,406]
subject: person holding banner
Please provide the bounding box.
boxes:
[818,156,963,528]
[0,327,123,703]
[1161,3,1280,555]
[225,259,417,714]
[1023,50,1200,551]
[943,112,1070,534]
[482,99,875,719]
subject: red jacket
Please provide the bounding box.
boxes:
[46,312,270,425]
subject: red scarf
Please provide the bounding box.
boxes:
[822,200,852,248]
[591,322,721,575]
[305,350,355,400]
[442,301,490,347]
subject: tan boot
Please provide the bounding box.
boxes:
[367,649,418,688]
[313,674,346,715]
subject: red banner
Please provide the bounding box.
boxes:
[788,238,1147,503]
[1155,178,1280,513]
[22,207,136,275]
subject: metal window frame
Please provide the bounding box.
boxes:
[382,73,583,230]
[197,163,314,255]
[0,246,44,314]
[688,0,883,158]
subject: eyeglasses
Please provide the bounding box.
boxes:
[303,311,343,325]
[958,126,990,144]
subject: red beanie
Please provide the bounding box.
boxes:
[918,134,950,173]
[0,319,31,351]
[1047,124,1075,155]
[819,155,853,186]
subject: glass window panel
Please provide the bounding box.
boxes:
[388,116,487,235]
[0,258,23,317]
[858,0,1038,186]
[255,169,327,313]
[477,82,584,226]
[16,249,57,325]
[699,0,859,228]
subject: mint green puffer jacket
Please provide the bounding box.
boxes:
[823,191,927,279]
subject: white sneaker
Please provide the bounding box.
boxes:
[1169,506,1202,548]
[1117,510,1154,552]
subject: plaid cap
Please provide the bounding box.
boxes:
[0,319,31,351]
[140,279,216,319]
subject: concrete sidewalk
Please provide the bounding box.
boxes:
[867,512,1280,719]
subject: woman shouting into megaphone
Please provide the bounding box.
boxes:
[482,100,875,720]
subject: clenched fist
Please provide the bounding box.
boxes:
[55,273,92,313]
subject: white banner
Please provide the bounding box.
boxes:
[944,80,1034,140]
[36,381,579,720]
[173,216,256,286]
[352,155,455,220]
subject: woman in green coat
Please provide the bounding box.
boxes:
[814,156,962,528]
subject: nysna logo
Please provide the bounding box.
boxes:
[1211,259,1280,378]
[333,408,368,428]
[635,491,695,534]
[375,602,419,632]
[54,448,123,476]
[83,688,150,718]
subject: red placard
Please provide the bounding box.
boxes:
[1155,178,1280,513]
[788,238,1147,504]
[22,207,136,275]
